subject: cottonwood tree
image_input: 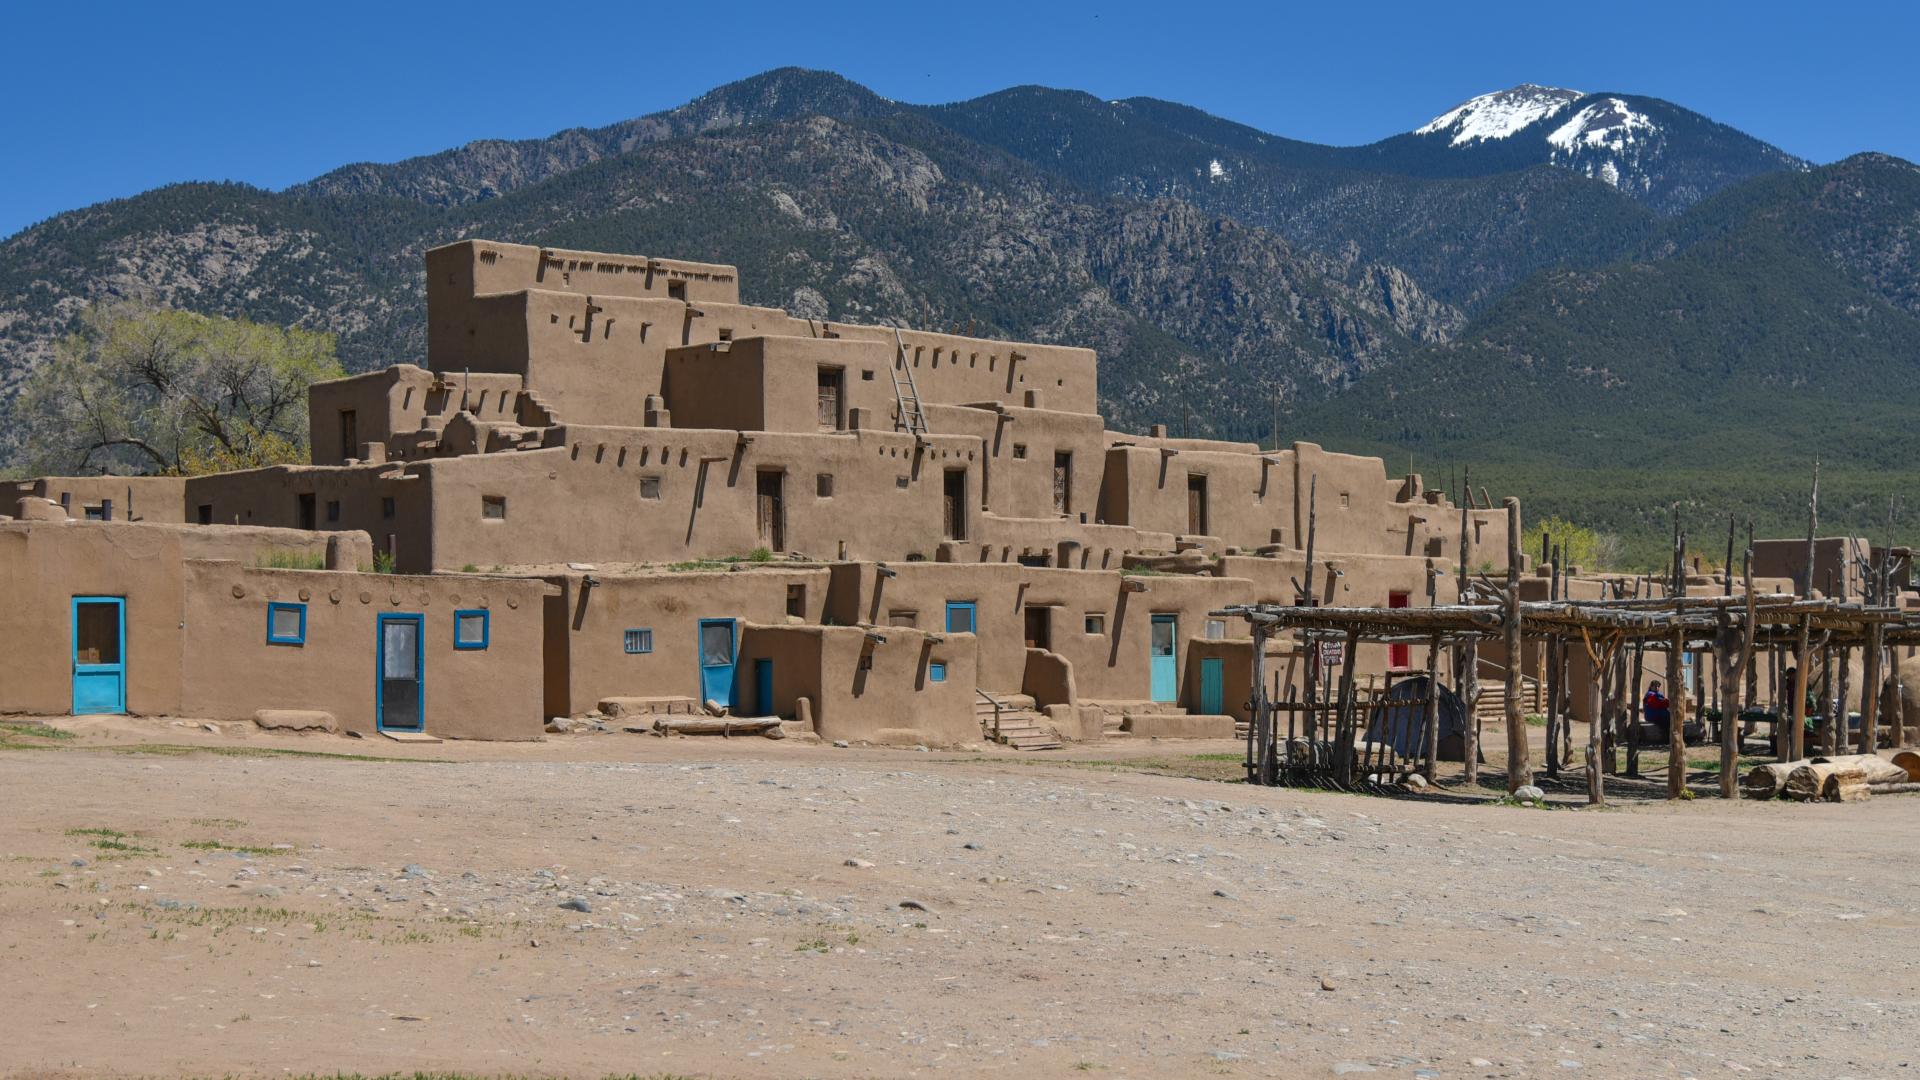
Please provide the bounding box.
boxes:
[12,302,343,475]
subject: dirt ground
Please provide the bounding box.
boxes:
[2,717,1916,1079]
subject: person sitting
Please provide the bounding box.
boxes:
[1642,680,1672,741]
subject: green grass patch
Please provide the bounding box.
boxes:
[182,839,286,857]
[255,547,327,570]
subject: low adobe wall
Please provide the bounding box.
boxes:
[741,622,978,747]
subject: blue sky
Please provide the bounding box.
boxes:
[4,0,1916,238]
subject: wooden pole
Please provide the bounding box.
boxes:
[1335,627,1361,787]
[1790,614,1811,761]
[1834,645,1852,758]
[1504,498,1530,792]
[1719,549,1756,798]
[1580,627,1611,806]
[1860,623,1883,755]
[1545,542,1562,778]
[1668,510,1689,799]
[1459,485,1480,787]
[1249,621,1269,784]
[1423,632,1442,781]
[1802,462,1820,598]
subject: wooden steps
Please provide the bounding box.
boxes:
[974,692,1062,751]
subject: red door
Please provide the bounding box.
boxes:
[1388,592,1410,669]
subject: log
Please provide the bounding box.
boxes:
[1824,771,1871,803]
[1742,762,1798,800]
[1893,749,1920,780]
[652,716,782,736]
[1807,753,1910,784]
[1783,762,1845,801]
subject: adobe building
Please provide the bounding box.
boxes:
[1,238,1519,746]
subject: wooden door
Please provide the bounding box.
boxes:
[816,368,843,430]
[1186,475,1207,535]
[756,471,785,551]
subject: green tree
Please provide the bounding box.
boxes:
[12,302,342,476]
[1522,515,1623,572]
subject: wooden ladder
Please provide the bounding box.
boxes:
[889,328,931,436]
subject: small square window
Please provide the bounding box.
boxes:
[482,495,506,519]
[816,473,834,498]
[381,496,396,519]
[896,475,910,489]
[325,500,341,523]
[267,602,306,646]
[928,661,947,683]
[1012,444,1028,459]
[861,369,875,381]
[1205,618,1227,640]
[888,610,918,628]
[640,476,662,500]
[1085,613,1106,635]
[624,628,653,654]
[1339,493,1351,508]
[454,609,490,650]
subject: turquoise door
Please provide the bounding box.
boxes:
[1199,657,1224,715]
[945,601,977,634]
[753,658,774,716]
[1150,614,1178,703]
[698,619,737,708]
[377,613,425,731]
[71,596,126,715]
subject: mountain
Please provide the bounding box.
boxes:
[1289,153,1920,563]
[2,68,1911,562]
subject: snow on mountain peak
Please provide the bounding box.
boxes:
[1416,84,1584,146]
[1546,97,1657,154]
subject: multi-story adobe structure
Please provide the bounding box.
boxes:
[1,239,1518,747]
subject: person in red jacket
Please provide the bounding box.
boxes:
[1642,680,1672,739]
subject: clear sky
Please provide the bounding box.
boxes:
[4,0,1916,238]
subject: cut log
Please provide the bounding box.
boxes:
[1784,762,1845,801]
[1807,754,1909,784]
[1743,762,1799,800]
[1893,749,1920,781]
[652,716,782,736]
[1823,771,1871,802]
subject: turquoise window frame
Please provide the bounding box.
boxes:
[266,602,307,646]
[929,661,948,683]
[453,608,490,650]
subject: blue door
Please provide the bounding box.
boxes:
[698,618,737,709]
[71,596,126,715]
[377,613,425,731]
[753,658,774,717]
[1150,614,1178,703]
[1199,657,1224,715]
[945,601,977,634]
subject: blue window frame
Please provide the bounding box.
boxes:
[945,601,977,634]
[266,602,307,646]
[624,628,654,654]
[453,608,490,650]
[928,661,947,683]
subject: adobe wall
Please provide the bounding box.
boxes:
[309,366,528,466]
[0,520,360,717]
[823,323,1099,415]
[420,426,985,570]
[2,477,187,524]
[541,567,831,717]
[180,562,546,739]
[185,464,431,571]
[740,623,978,746]
[1752,537,1869,599]
[926,403,1108,524]
[429,240,742,309]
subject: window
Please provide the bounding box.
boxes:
[640,476,662,500]
[945,601,976,634]
[339,409,357,460]
[888,610,918,628]
[1204,618,1227,640]
[1053,451,1072,515]
[267,602,306,646]
[861,369,875,381]
[481,495,506,520]
[197,504,213,525]
[1085,612,1106,635]
[928,661,947,683]
[453,609,489,650]
[325,500,341,523]
[1339,492,1351,508]
[84,504,107,521]
[381,496,396,519]
[624,628,654,654]
[786,584,806,618]
[1012,444,1028,460]
[816,473,834,498]
[667,280,686,300]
